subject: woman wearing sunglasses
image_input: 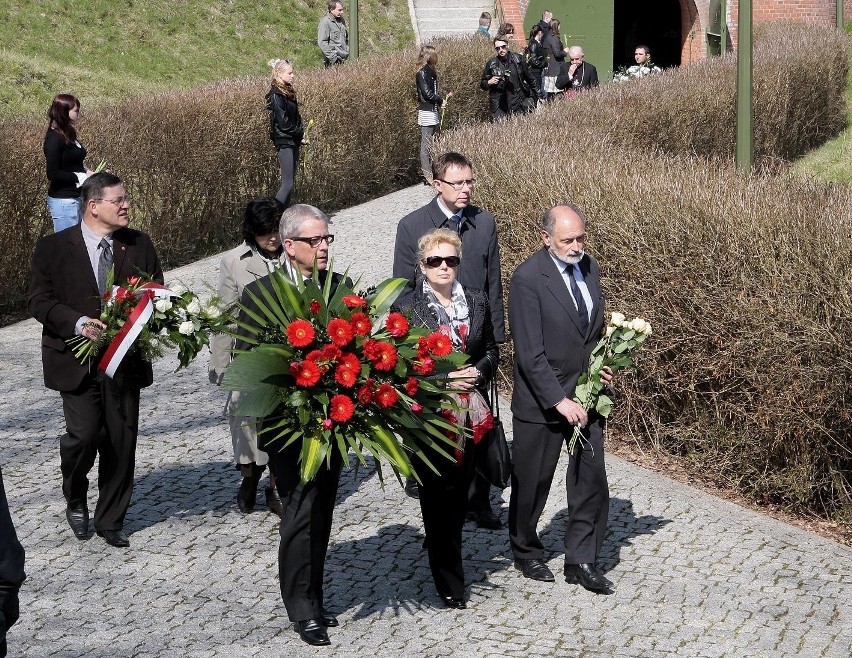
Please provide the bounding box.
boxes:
[391,227,499,609]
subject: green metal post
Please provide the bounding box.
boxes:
[838,0,844,30]
[350,0,359,60]
[720,0,728,53]
[736,0,753,170]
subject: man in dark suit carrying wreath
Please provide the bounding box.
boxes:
[28,172,163,549]
[508,204,614,593]
[393,151,505,528]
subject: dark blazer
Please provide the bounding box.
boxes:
[556,61,600,91]
[28,224,163,392]
[543,33,566,76]
[508,248,605,424]
[392,198,505,342]
[391,285,498,388]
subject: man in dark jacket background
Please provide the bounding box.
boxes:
[480,36,540,121]
[0,466,25,658]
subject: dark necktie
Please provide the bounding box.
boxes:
[97,238,113,294]
[447,213,461,234]
[566,263,589,335]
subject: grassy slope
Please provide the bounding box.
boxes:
[0,0,413,121]
[792,30,852,184]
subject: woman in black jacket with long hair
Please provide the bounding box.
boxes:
[392,228,499,609]
[43,93,91,232]
[542,19,568,100]
[526,24,547,101]
[266,59,305,208]
[415,45,452,181]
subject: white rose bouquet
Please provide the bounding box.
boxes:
[570,312,652,454]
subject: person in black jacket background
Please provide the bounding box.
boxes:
[526,25,547,101]
[43,93,92,233]
[415,45,452,181]
[0,465,25,658]
[266,59,305,208]
[480,36,539,122]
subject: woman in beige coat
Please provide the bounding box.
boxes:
[210,197,286,514]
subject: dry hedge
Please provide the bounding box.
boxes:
[434,23,852,524]
[0,37,491,313]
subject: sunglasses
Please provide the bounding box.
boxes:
[423,255,461,268]
[290,234,334,248]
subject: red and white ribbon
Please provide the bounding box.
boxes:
[98,282,172,378]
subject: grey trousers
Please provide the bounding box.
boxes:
[276,146,300,207]
[419,125,437,178]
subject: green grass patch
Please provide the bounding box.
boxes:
[0,0,414,121]
[792,34,852,185]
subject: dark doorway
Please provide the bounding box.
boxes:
[613,0,683,70]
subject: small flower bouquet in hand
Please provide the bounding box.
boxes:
[222,267,469,484]
[67,267,229,376]
[570,312,652,454]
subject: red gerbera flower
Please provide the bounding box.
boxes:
[290,360,322,387]
[385,312,410,338]
[329,394,355,422]
[327,318,354,347]
[374,383,399,408]
[334,365,358,387]
[286,319,315,348]
[337,352,360,371]
[364,340,398,372]
[309,300,321,315]
[356,384,374,405]
[405,377,419,396]
[342,294,367,308]
[115,287,129,303]
[413,356,435,375]
[321,343,342,361]
[350,312,372,336]
[427,331,452,356]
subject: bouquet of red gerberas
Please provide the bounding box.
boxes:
[221,267,468,483]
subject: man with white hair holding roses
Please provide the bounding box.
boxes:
[508,203,615,594]
[28,172,163,549]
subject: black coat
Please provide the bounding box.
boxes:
[265,85,304,149]
[555,61,600,92]
[391,285,498,390]
[479,53,540,119]
[416,66,444,114]
[526,38,546,72]
[543,33,566,76]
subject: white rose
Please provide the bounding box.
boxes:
[154,298,172,313]
[605,325,615,337]
[178,321,195,335]
[642,321,653,335]
[168,282,188,295]
[610,312,626,327]
[204,303,222,319]
[627,318,642,332]
[186,298,202,315]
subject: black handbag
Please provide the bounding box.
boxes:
[476,378,513,489]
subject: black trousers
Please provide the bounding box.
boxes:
[416,440,475,600]
[0,466,25,658]
[59,374,141,531]
[508,417,609,564]
[267,443,342,622]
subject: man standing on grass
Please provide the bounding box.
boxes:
[28,172,163,550]
[318,1,349,67]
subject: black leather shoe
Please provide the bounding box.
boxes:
[564,563,613,594]
[294,619,330,646]
[265,485,283,518]
[97,529,130,548]
[237,475,260,513]
[514,558,555,582]
[473,510,502,529]
[404,477,420,499]
[319,608,339,627]
[65,502,89,539]
[440,595,466,609]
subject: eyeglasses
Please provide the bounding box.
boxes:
[494,44,508,51]
[95,194,132,206]
[438,179,475,190]
[423,255,461,268]
[290,234,334,248]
